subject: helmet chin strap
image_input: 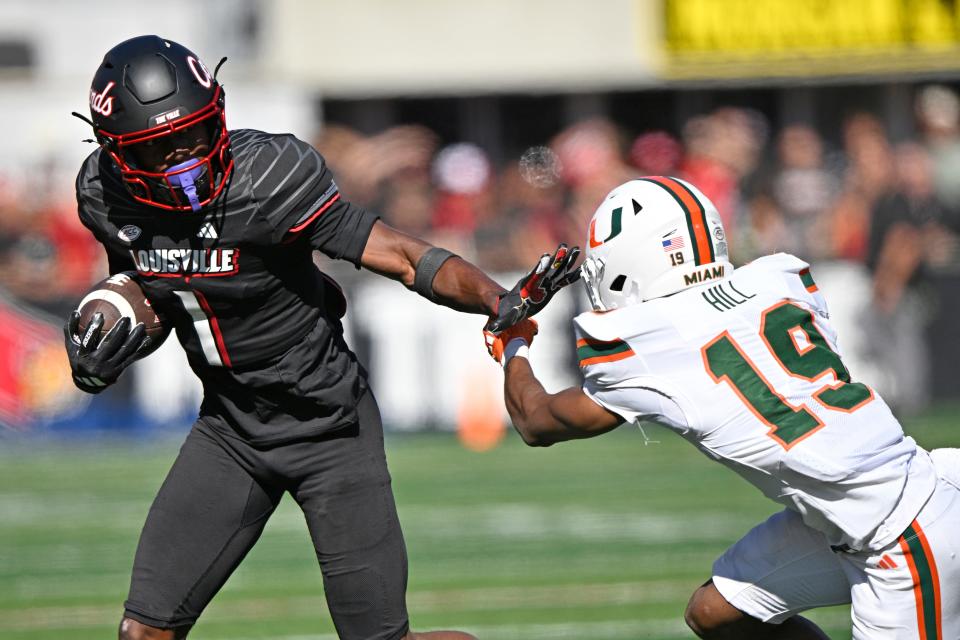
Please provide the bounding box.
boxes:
[166,159,204,212]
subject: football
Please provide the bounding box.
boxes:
[75,272,167,356]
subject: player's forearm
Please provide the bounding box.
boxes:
[503,356,623,446]
[430,257,504,315]
[360,222,504,315]
[503,356,556,447]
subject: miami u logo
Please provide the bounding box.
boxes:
[589,207,623,248]
[588,198,643,248]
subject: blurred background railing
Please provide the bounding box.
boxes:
[1,0,959,435]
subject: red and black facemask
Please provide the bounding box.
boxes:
[97,85,232,213]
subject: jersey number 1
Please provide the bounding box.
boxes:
[173,290,232,367]
[702,301,873,448]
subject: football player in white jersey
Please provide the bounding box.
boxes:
[486,177,960,639]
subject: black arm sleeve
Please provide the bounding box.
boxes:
[306,198,379,268]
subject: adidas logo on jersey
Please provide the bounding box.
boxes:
[197,222,218,239]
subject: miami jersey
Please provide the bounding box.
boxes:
[575,253,937,551]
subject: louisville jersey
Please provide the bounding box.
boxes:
[75,130,378,444]
[575,253,937,551]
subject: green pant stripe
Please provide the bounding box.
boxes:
[904,523,940,639]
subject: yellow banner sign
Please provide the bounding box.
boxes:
[663,0,960,79]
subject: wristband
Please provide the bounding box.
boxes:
[502,338,529,368]
[413,247,457,301]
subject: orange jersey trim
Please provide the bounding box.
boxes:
[576,337,635,367]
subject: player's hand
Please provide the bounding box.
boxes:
[484,244,581,334]
[64,312,150,394]
[484,318,538,364]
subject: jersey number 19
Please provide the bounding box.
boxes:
[702,301,874,449]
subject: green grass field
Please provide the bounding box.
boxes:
[1,406,957,640]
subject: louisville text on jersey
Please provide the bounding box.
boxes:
[129,248,239,276]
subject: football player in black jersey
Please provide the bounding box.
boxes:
[66,36,580,640]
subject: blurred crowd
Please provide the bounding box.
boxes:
[315,86,960,295]
[0,166,100,318]
[2,84,960,407]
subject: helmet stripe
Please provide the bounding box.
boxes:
[669,178,716,264]
[639,177,715,265]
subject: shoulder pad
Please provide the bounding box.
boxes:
[244,132,332,234]
[228,128,277,156]
[741,252,810,277]
[738,252,829,319]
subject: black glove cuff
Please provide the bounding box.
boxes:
[72,373,110,394]
[413,248,457,302]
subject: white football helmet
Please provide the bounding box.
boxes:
[581,177,732,310]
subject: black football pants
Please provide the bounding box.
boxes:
[123,389,410,640]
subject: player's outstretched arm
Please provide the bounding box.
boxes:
[487,321,622,446]
[360,221,579,329]
[360,220,503,315]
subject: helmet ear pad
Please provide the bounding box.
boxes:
[581,177,732,310]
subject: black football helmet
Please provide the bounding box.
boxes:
[87,35,232,212]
